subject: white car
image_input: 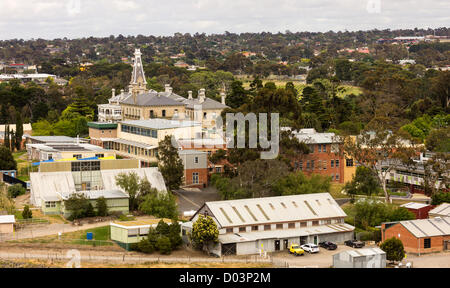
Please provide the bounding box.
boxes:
[300,244,320,253]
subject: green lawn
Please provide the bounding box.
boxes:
[329,183,347,199]
[81,226,111,241]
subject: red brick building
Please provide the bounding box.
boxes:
[87,122,118,147]
[289,129,356,183]
[178,150,208,189]
[381,217,450,254]
[400,202,434,219]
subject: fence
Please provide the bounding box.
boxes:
[0,251,275,266]
[16,218,50,226]
[2,174,27,189]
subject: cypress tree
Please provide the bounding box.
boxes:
[4,125,10,151]
[15,112,23,151]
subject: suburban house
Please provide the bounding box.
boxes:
[30,159,167,217]
[429,203,450,218]
[110,218,173,250]
[288,128,356,183]
[0,215,15,234]
[184,193,354,256]
[400,202,433,219]
[178,150,208,188]
[381,217,450,254]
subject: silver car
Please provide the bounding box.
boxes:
[300,243,320,253]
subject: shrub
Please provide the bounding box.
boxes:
[96,197,109,217]
[65,194,91,220]
[169,220,182,249]
[138,193,178,219]
[156,236,172,255]
[156,220,170,236]
[380,237,405,263]
[137,239,155,254]
[7,184,26,198]
[22,205,33,219]
[431,192,450,205]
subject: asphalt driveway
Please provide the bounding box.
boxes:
[174,187,221,214]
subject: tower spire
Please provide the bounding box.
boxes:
[130,48,147,97]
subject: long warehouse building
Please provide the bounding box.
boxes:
[185,193,354,256]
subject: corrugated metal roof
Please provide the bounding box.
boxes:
[0,215,15,224]
[400,217,450,238]
[30,168,167,207]
[429,203,450,217]
[111,218,173,229]
[219,223,354,244]
[205,193,347,228]
[342,248,386,258]
[400,202,430,210]
[58,190,129,200]
[121,119,201,130]
[292,129,337,144]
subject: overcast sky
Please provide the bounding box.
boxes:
[0,0,448,40]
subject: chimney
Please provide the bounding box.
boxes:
[188,91,193,100]
[199,88,206,104]
[220,91,226,105]
[120,89,125,100]
[112,88,116,98]
[165,84,171,93]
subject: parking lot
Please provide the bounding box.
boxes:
[272,244,377,268]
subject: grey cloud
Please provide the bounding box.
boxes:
[0,0,448,40]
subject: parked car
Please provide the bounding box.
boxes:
[319,241,337,250]
[344,240,365,248]
[300,243,320,253]
[289,244,305,256]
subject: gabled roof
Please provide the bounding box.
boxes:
[398,217,450,238]
[201,193,347,228]
[400,202,430,210]
[429,203,450,217]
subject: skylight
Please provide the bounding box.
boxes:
[232,206,245,223]
[304,201,318,216]
[257,204,270,221]
[220,208,232,223]
[245,205,258,222]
